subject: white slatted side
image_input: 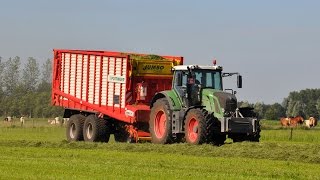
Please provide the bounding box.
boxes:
[121,60,127,107]
[101,56,109,106]
[60,53,65,100]
[63,53,70,96]
[107,57,115,106]
[60,53,127,108]
[94,56,101,104]
[82,55,88,101]
[69,54,77,96]
[88,55,95,104]
[114,58,126,108]
[75,55,83,99]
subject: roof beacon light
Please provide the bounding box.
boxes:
[213,59,217,66]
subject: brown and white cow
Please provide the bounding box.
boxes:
[305,117,317,128]
[280,116,304,127]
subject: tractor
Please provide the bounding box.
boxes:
[149,62,260,145]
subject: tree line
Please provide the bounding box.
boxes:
[239,88,320,120]
[0,56,63,118]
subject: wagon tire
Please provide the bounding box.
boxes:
[66,114,86,142]
[83,115,110,142]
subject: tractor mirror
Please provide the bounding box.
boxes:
[237,75,242,88]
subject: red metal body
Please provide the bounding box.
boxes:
[52,49,183,126]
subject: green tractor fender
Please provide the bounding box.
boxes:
[150,90,183,111]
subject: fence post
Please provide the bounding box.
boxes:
[289,127,293,140]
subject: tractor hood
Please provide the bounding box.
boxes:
[202,89,238,115]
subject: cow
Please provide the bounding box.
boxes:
[305,117,317,128]
[289,116,304,127]
[20,116,25,126]
[280,117,291,127]
[280,116,304,127]
[48,117,61,125]
[4,116,13,122]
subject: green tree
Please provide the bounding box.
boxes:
[253,102,266,119]
[239,101,251,108]
[38,58,52,92]
[264,103,285,120]
[292,101,305,117]
[22,57,40,92]
[3,56,21,95]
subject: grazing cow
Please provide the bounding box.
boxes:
[48,117,60,125]
[4,116,13,122]
[20,116,25,125]
[280,117,290,127]
[305,117,317,128]
[280,116,304,127]
[289,116,304,127]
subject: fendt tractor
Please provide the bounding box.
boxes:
[52,49,260,145]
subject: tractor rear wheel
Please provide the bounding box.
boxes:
[66,114,85,142]
[149,98,173,144]
[83,115,110,142]
[184,109,207,145]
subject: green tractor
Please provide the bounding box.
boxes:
[149,64,260,145]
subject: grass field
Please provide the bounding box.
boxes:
[0,119,320,179]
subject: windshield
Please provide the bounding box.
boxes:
[194,70,222,90]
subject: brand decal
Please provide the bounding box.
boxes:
[125,110,135,117]
[108,75,126,83]
[142,65,164,71]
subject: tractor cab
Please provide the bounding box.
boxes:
[172,65,224,107]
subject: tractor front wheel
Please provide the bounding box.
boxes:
[184,109,207,145]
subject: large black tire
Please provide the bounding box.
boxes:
[66,114,86,142]
[205,111,226,146]
[83,115,110,142]
[184,109,207,145]
[149,98,173,144]
[248,122,261,142]
[114,122,133,143]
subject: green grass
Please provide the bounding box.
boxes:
[0,140,320,179]
[1,144,320,179]
[1,118,320,179]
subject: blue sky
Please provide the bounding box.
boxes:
[1,0,319,104]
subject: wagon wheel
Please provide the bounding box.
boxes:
[66,114,86,142]
[83,115,110,142]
